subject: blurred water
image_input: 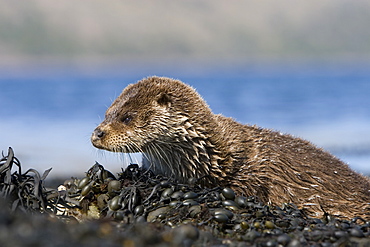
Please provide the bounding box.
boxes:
[1,63,369,177]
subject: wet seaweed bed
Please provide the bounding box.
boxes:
[1,147,369,247]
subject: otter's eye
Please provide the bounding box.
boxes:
[121,115,132,124]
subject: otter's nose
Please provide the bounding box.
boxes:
[92,128,105,140]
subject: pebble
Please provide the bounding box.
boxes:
[1,148,370,247]
[68,163,370,246]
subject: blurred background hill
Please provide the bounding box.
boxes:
[1,0,370,67]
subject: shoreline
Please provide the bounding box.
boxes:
[1,147,369,246]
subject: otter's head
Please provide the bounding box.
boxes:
[91,76,213,154]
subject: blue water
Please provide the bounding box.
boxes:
[1,63,370,176]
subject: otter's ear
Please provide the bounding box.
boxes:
[157,93,172,107]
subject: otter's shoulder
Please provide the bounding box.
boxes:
[213,114,273,139]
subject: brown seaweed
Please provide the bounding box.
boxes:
[0,147,369,246]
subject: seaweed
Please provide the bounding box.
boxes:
[0,147,369,247]
[0,147,71,215]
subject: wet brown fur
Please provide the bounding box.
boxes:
[92,76,370,219]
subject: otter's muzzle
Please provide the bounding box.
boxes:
[91,127,106,149]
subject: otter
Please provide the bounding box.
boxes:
[91,76,370,219]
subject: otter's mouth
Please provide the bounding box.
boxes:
[91,127,114,151]
[91,129,141,153]
[91,136,110,151]
[90,138,107,150]
[91,139,130,153]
